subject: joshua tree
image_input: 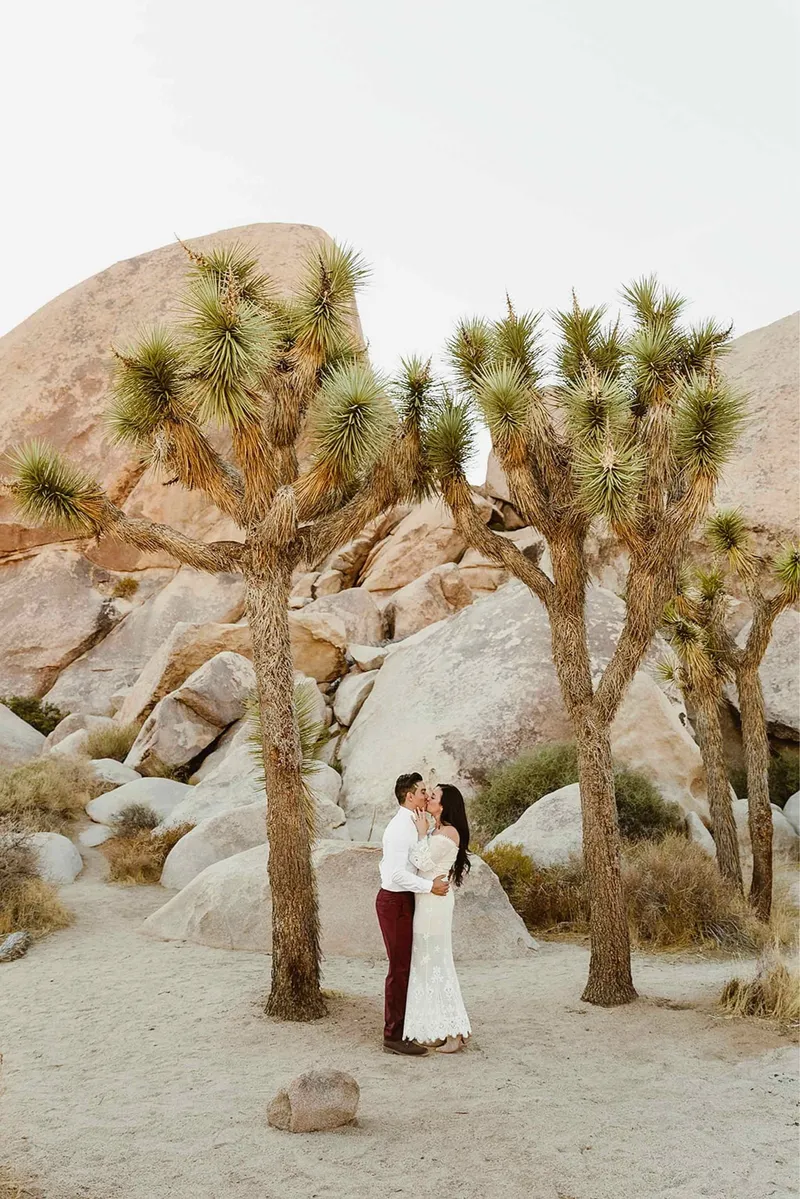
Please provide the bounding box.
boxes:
[3,241,426,1019]
[659,568,743,890]
[704,512,800,921]
[424,280,744,1004]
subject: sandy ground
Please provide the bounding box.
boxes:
[1,852,798,1199]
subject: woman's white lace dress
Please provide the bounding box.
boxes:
[403,833,471,1043]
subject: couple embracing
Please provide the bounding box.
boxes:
[375,772,471,1057]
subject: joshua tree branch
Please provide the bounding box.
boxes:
[99,500,244,572]
[443,476,554,606]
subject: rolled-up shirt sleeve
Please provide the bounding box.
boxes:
[386,819,433,893]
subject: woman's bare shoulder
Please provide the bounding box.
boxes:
[438,825,460,845]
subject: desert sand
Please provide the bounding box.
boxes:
[1,852,797,1199]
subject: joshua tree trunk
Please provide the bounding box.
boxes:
[245,559,325,1021]
[575,715,637,1005]
[547,535,636,1006]
[736,664,773,921]
[692,694,742,892]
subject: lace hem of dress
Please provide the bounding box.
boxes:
[403,1015,472,1040]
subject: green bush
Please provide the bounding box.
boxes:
[473,743,681,843]
[0,695,65,737]
[613,767,685,842]
[471,742,578,839]
[729,748,799,808]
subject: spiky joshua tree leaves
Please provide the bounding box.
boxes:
[4,240,426,1020]
[426,281,744,1005]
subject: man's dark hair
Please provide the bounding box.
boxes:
[395,772,422,805]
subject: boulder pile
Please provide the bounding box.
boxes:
[0,226,796,953]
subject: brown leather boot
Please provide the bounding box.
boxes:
[383,1038,429,1056]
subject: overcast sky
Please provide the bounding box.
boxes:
[3,0,797,475]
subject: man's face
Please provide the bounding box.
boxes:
[409,780,428,810]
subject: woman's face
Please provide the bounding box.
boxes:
[426,785,443,820]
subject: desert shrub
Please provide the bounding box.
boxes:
[472,742,578,839]
[613,768,685,842]
[486,834,766,950]
[482,844,589,932]
[729,747,800,808]
[111,803,159,836]
[0,826,73,938]
[719,949,800,1025]
[103,823,194,885]
[0,696,64,737]
[0,755,98,833]
[473,744,681,844]
[83,721,140,762]
[622,835,763,951]
[481,843,536,902]
[111,575,139,599]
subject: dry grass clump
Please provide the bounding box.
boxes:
[0,825,73,938]
[623,834,763,951]
[0,755,98,833]
[83,721,140,762]
[111,574,139,599]
[102,823,194,884]
[482,843,589,933]
[719,948,800,1026]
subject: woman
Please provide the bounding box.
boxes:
[403,783,472,1053]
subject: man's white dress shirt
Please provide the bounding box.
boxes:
[379,808,433,894]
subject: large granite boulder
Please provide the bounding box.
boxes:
[0,703,45,771]
[726,609,800,741]
[174,652,256,728]
[485,783,583,867]
[384,563,473,640]
[44,568,245,716]
[141,840,536,960]
[124,696,221,778]
[714,312,799,554]
[783,792,800,835]
[732,798,799,859]
[359,498,481,594]
[116,621,253,725]
[310,510,409,597]
[339,581,708,839]
[44,713,116,751]
[333,671,378,728]
[289,589,384,682]
[85,777,192,826]
[28,831,83,884]
[0,548,124,697]
[458,528,543,594]
[160,802,267,890]
[156,741,348,839]
[0,223,349,561]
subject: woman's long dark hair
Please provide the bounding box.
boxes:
[438,784,471,887]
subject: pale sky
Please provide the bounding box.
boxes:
[3,0,798,477]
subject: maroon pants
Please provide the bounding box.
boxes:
[375,889,415,1041]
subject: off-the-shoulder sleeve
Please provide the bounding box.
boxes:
[409,837,438,873]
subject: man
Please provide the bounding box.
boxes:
[376,772,449,1056]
